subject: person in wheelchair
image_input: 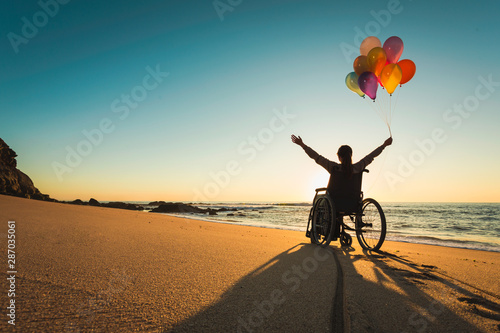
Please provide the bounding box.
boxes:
[291,134,392,247]
[290,135,392,178]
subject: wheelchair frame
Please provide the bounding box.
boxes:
[305,169,387,250]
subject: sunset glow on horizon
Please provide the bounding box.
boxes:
[2,0,500,203]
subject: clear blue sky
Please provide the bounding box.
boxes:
[1,0,499,202]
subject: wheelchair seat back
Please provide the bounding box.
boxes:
[327,170,366,214]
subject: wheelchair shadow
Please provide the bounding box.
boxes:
[332,243,500,332]
[168,243,339,332]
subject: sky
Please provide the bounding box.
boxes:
[1,0,499,203]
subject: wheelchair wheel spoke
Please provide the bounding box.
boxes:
[356,198,386,251]
[311,196,334,247]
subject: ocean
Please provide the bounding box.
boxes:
[141,202,500,252]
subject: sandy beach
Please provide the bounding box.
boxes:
[336,240,500,332]
[1,194,499,332]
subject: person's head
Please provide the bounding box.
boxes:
[337,145,353,176]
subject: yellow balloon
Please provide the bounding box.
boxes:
[367,47,387,77]
[380,64,402,94]
[345,72,365,97]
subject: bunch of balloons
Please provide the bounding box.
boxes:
[345,36,416,100]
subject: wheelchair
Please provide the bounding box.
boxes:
[305,169,387,251]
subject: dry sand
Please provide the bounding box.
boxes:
[0,195,337,332]
[335,239,500,332]
[0,194,499,332]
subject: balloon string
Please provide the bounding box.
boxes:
[386,92,390,127]
[368,91,396,136]
[364,86,401,137]
[374,95,390,133]
[367,97,382,126]
[392,87,401,125]
[374,98,383,124]
[385,91,390,128]
[380,91,390,131]
[388,94,392,129]
[383,92,392,137]
[386,95,391,137]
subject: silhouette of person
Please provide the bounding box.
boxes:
[291,134,392,239]
[291,135,392,178]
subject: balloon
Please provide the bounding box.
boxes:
[380,64,402,94]
[353,55,370,76]
[360,36,381,56]
[383,36,404,63]
[345,72,365,97]
[397,59,416,85]
[358,72,378,100]
[367,47,386,77]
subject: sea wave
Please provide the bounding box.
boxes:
[146,201,500,252]
[385,234,500,252]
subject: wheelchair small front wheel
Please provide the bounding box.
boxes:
[311,196,335,247]
[356,198,386,251]
[340,232,352,247]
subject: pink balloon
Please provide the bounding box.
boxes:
[383,36,404,64]
[360,36,381,56]
[358,72,378,100]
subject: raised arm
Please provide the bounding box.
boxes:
[356,137,393,170]
[291,134,338,173]
[291,134,305,148]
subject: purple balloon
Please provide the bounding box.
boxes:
[358,72,378,100]
[383,36,404,64]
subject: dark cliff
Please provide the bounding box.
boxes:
[0,138,51,200]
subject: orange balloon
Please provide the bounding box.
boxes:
[353,55,370,76]
[367,47,387,77]
[380,64,402,94]
[398,59,416,85]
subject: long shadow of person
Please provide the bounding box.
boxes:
[169,243,339,332]
[333,243,500,332]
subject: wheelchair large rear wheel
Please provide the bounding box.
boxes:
[356,198,386,251]
[311,196,335,247]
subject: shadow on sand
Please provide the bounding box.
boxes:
[334,243,500,333]
[169,243,340,332]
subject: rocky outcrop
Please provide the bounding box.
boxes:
[63,199,144,211]
[148,201,168,206]
[102,202,144,211]
[150,203,238,216]
[151,203,205,213]
[0,138,51,200]
[71,199,85,205]
[89,198,100,206]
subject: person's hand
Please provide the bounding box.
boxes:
[383,137,393,147]
[291,134,304,147]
